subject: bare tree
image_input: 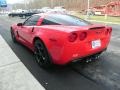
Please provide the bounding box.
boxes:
[12,0,120,11]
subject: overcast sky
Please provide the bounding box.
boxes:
[6,0,23,4]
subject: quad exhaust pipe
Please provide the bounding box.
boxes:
[86,55,100,63]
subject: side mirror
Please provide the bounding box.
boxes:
[17,23,23,26]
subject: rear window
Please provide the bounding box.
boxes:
[41,14,91,26]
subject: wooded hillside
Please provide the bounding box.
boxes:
[13,0,120,11]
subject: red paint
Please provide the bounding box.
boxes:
[11,14,112,65]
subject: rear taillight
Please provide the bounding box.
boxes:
[109,27,112,33]
[105,28,112,35]
[79,32,87,41]
[105,29,109,35]
[68,33,77,42]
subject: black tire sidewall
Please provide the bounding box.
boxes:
[34,40,52,68]
[11,29,17,43]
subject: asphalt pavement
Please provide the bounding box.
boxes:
[0,15,120,90]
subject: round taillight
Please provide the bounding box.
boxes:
[68,33,77,42]
[105,29,109,35]
[79,32,87,41]
[109,28,112,33]
[105,28,112,35]
[105,29,110,35]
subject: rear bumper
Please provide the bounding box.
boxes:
[52,45,108,65]
[70,48,107,63]
[49,35,111,65]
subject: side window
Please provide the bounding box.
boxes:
[41,17,60,25]
[24,15,40,26]
[41,14,91,26]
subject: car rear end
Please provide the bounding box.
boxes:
[53,25,112,65]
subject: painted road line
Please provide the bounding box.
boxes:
[0,35,45,90]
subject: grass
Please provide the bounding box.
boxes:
[71,12,120,24]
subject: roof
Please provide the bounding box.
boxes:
[34,13,67,18]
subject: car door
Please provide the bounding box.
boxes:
[18,15,40,47]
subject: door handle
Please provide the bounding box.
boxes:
[31,27,34,32]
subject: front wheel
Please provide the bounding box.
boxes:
[11,29,17,43]
[34,39,52,68]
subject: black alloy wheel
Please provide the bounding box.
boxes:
[34,40,52,68]
[11,29,17,43]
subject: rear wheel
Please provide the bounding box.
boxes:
[11,29,17,43]
[34,39,52,68]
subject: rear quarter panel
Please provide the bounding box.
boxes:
[33,26,68,60]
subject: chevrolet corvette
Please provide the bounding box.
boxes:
[11,13,112,67]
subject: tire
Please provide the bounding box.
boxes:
[23,15,26,19]
[11,15,14,17]
[11,29,17,43]
[34,39,52,68]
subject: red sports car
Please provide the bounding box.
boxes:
[11,13,112,67]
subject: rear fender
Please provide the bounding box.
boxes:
[32,32,50,51]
